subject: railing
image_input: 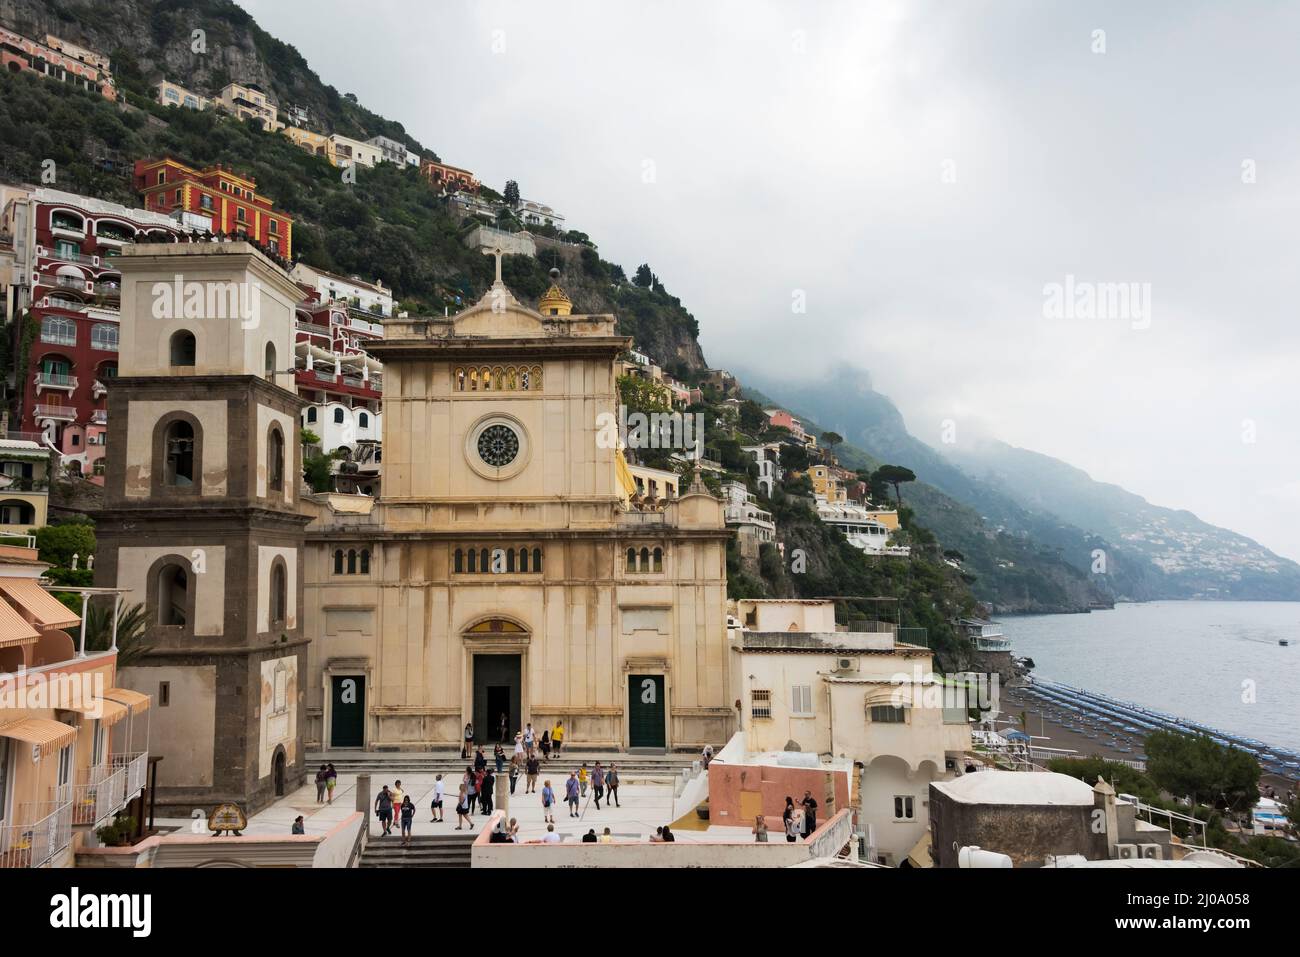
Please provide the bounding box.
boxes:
[35,372,78,389]
[94,282,120,297]
[0,477,48,491]
[71,765,128,828]
[112,752,148,801]
[314,370,337,382]
[33,404,76,420]
[55,274,87,291]
[91,409,108,425]
[896,627,929,648]
[47,247,94,265]
[0,800,72,868]
[46,295,84,311]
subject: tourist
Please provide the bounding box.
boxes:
[325,763,337,805]
[524,723,536,754]
[702,744,714,769]
[474,746,487,772]
[606,763,621,807]
[650,827,664,843]
[753,814,769,843]
[462,721,474,759]
[494,743,506,774]
[800,790,818,837]
[509,760,520,795]
[514,730,525,759]
[498,710,509,744]
[661,825,676,842]
[599,827,613,844]
[566,771,581,817]
[782,797,796,843]
[540,730,552,760]
[578,763,589,797]
[292,815,305,835]
[480,767,495,815]
[592,762,605,810]
[582,828,598,843]
[315,764,328,804]
[455,784,472,830]
[489,817,511,843]
[390,780,405,822]
[399,796,415,846]
[506,817,520,842]
[431,774,445,823]
[542,824,561,843]
[526,752,540,793]
[552,720,565,755]
[542,779,556,824]
[463,767,477,818]
[374,785,394,836]
[783,813,800,843]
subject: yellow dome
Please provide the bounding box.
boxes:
[538,282,572,316]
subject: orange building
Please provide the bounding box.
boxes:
[133,158,294,257]
[419,158,480,194]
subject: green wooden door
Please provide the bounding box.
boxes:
[627,674,665,749]
[330,675,365,748]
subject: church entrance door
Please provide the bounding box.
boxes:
[473,654,521,745]
[627,674,666,750]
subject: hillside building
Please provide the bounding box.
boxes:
[0,27,115,99]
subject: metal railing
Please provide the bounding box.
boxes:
[54,275,87,291]
[91,409,108,425]
[35,372,78,389]
[33,404,76,420]
[112,752,148,801]
[71,765,128,828]
[94,282,121,297]
[47,247,94,265]
[0,800,72,868]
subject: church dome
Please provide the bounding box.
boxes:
[538,267,572,316]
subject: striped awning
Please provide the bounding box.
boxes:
[104,688,150,715]
[0,596,40,647]
[0,579,80,629]
[59,697,129,727]
[0,717,78,756]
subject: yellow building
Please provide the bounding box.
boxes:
[0,439,51,531]
[809,464,847,503]
[284,126,337,165]
[215,82,283,132]
[302,265,734,752]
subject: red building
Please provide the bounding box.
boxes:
[6,188,200,478]
[418,158,480,194]
[0,28,116,100]
[133,158,294,258]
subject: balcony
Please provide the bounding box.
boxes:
[91,409,108,425]
[111,752,148,802]
[49,220,86,240]
[94,281,121,299]
[34,372,78,394]
[71,765,128,828]
[92,380,108,399]
[0,800,72,868]
[45,246,94,266]
[54,274,88,292]
[33,404,76,422]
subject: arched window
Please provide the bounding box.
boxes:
[469,368,478,391]
[506,548,515,573]
[333,549,344,574]
[626,547,637,572]
[158,563,188,626]
[360,550,370,574]
[532,547,543,573]
[456,368,466,391]
[506,367,517,391]
[520,368,530,390]
[481,366,492,391]
[531,365,543,390]
[347,549,357,574]
[480,548,489,572]
[264,342,277,380]
[0,500,36,525]
[518,547,529,573]
[91,323,118,351]
[493,367,504,391]
[652,547,663,572]
[454,548,463,573]
[307,407,317,423]
[270,562,286,625]
[334,408,345,424]
[169,330,196,367]
[467,548,477,573]
[267,426,285,492]
[41,316,76,346]
[163,420,195,486]
[640,547,650,571]
[359,412,369,428]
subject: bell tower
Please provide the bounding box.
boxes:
[93,241,310,814]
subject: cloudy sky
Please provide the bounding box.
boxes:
[242,0,1300,561]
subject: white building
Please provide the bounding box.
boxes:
[366,135,421,167]
[722,480,776,559]
[516,198,565,230]
[817,501,910,557]
[743,442,783,496]
[328,134,383,169]
[290,263,394,319]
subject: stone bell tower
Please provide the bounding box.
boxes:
[93,241,310,814]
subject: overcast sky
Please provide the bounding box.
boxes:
[241,0,1300,561]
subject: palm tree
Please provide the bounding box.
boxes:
[83,601,152,667]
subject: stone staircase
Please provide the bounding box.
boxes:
[307,749,701,785]
[358,832,477,869]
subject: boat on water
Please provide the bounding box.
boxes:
[1281,639,1290,646]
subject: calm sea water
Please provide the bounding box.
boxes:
[1006,601,1300,754]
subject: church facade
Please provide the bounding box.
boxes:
[302,269,735,752]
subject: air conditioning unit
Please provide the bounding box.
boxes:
[835,657,858,673]
[1115,844,1139,860]
[1139,843,1163,860]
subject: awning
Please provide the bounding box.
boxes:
[0,717,77,756]
[0,596,41,647]
[0,579,81,629]
[103,688,150,715]
[906,830,933,868]
[59,697,129,727]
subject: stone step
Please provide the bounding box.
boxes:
[359,834,476,869]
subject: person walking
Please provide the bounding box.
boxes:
[800,790,818,838]
[552,720,565,756]
[399,796,415,846]
[525,752,540,793]
[463,767,477,821]
[455,784,472,830]
[430,774,445,823]
[578,763,589,798]
[513,731,525,761]
[494,743,506,774]
[374,785,394,836]
[390,780,405,823]
[592,762,605,810]
[509,760,520,796]
[498,710,509,744]
[753,814,769,843]
[325,763,337,805]
[541,779,556,824]
[524,722,536,751]
[565,772,581,818]
[783,812,800,843]
[462,722,474,759]
[314,764,328,804]
[782,797,797,843]
[474,746,487,773]
[480,767,495,816]
[606,763,621,807]
[540,730,552,760]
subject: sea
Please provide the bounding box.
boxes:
[1006,601,1300,754]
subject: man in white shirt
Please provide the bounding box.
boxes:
[431,774,445,823]
[541,824,561,844]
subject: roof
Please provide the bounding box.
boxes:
[931,770,1095,807]
[739,631,912,654]
[0,579,80,629]
[0,716,78,756]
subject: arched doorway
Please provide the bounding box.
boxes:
[272,746,287,797]
[463,618,529,746]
